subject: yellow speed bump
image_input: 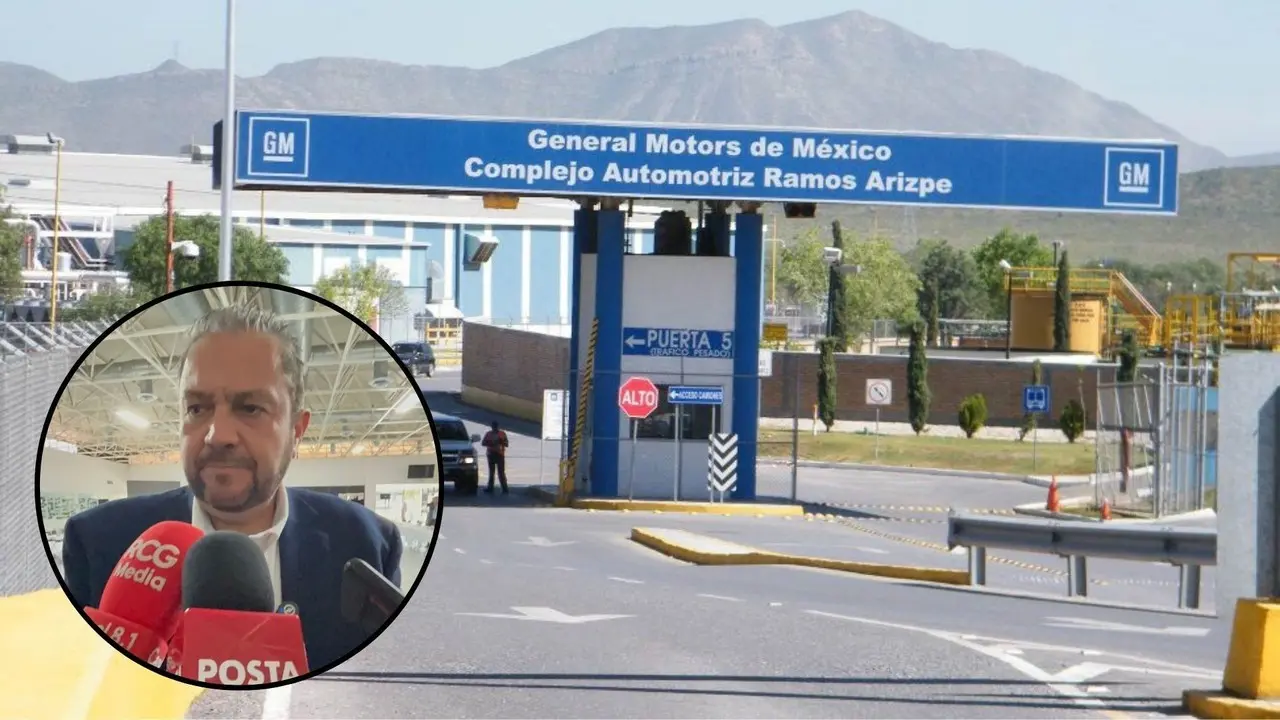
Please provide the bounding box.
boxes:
[0,589,203,720]
[572,498,804,516]
[630,527,968,585]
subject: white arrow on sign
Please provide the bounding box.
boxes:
[515,536,577,547]
[624,335,646,348]
[1043,616,1210,637]
[456,606,633,624]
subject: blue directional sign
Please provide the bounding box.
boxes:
[1023,385,1052,415]
[222,109,1179,214]
[668,386,725,405]
[621,327,734,359]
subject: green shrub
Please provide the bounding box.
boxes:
[1059,399,1086,443]
[957,394,988,439]
[906,320,931,435]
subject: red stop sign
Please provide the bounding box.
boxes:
[618,376,660,419]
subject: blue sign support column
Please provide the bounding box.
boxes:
[731,211,764,500]
[588,209,625,498]
[565,207,592,464]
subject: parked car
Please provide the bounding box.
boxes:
[393,341,436,377]
[432,411,481,495]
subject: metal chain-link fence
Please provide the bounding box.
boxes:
[1,329,78,596]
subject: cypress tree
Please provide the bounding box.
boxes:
[1117,330,1140,382]
[827,220,850,352]
[906,320,931,435]
[1052,250,1072,352]
[816,337,837,431]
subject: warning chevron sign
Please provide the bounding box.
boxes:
[707,433,739,495]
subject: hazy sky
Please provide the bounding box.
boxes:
[5,1,1276,155]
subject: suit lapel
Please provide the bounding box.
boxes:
[278,489,331,607]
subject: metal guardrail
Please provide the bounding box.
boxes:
[946,511,1216,610]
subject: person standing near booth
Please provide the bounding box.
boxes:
[481,421,509,494]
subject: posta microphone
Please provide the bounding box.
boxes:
[83,520,205,667]
[175,531,309,685]
[339,558,404,635]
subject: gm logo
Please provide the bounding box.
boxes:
[1103,147,1165,209]
[246,116,310,179]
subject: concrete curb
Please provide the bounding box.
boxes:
[764,459,1096,488]
[525,486,805,516]
[1183,690,1280,719]
[629,527,969,586]
[1012,499,1219,524]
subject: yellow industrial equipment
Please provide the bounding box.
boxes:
[1004,266,1162,355]
[1163,253,1280,352]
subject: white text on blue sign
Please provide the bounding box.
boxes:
[668,386,725,405]
[622,327,735,359]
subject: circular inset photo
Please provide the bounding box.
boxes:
[34,281,443,689]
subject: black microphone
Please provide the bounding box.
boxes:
[340,558,405,635]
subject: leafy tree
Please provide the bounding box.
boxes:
[971,229,1054,318]
[1116,330,1141,382]
[0,205,24,303]
[816,337,837,432]
[842,237,922,339]
[123,214,288,298]
[314,261,409,325]
[1052,250,1072,352]
[957,394,988,439]
[827,221,850,351]
[61,284,141,322]
[906,319,931,435]
[917,279,941,346]
[1019,359,1043,441]
[773,228,829,309]
[913,239,988,319]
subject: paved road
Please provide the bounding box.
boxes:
[421,377,1216,611]
[186,498,1223,718]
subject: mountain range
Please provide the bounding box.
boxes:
[0,10,1274,260]
[0,11,1269,169]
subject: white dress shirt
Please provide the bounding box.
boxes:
[191,487,290,610]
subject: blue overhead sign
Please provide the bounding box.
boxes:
[223,109,1180,214]
[668,386,725,405]
[1023,385,1052,415]
[622,327,734,359]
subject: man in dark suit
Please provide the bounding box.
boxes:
[61,303,405,673]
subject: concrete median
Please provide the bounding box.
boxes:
[630,527,969,586]
[527,486,804,516]
[0,589,203,719]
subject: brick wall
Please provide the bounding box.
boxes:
[460,322,1117,427]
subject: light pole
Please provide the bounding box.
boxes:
[217,0,237,282]
[47,132,65,327]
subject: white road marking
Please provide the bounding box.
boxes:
[64,639,114,720]
[453,548,466,554]
[261,685,293,720]
[608,576,644,584]
[480,559,495,565]
[697,594,743,602]
[553,566,575,572]
[805,610,1220,713]
[769,602,784,607]
[1086,686,1110,694]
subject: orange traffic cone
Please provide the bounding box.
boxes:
[1045,476,1061,513]
[1100,500,1112,521]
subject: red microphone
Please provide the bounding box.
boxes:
[83,521,205,667]
[172,531,308,685]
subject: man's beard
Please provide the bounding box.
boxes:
[186,445,293,513]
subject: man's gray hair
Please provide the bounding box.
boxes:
[179,304,306,416]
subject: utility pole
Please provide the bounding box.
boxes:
[165,181,176,293]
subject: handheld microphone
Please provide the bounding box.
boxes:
[172,531,309,685]
[339,558,405,635]
[83,520,204,667]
